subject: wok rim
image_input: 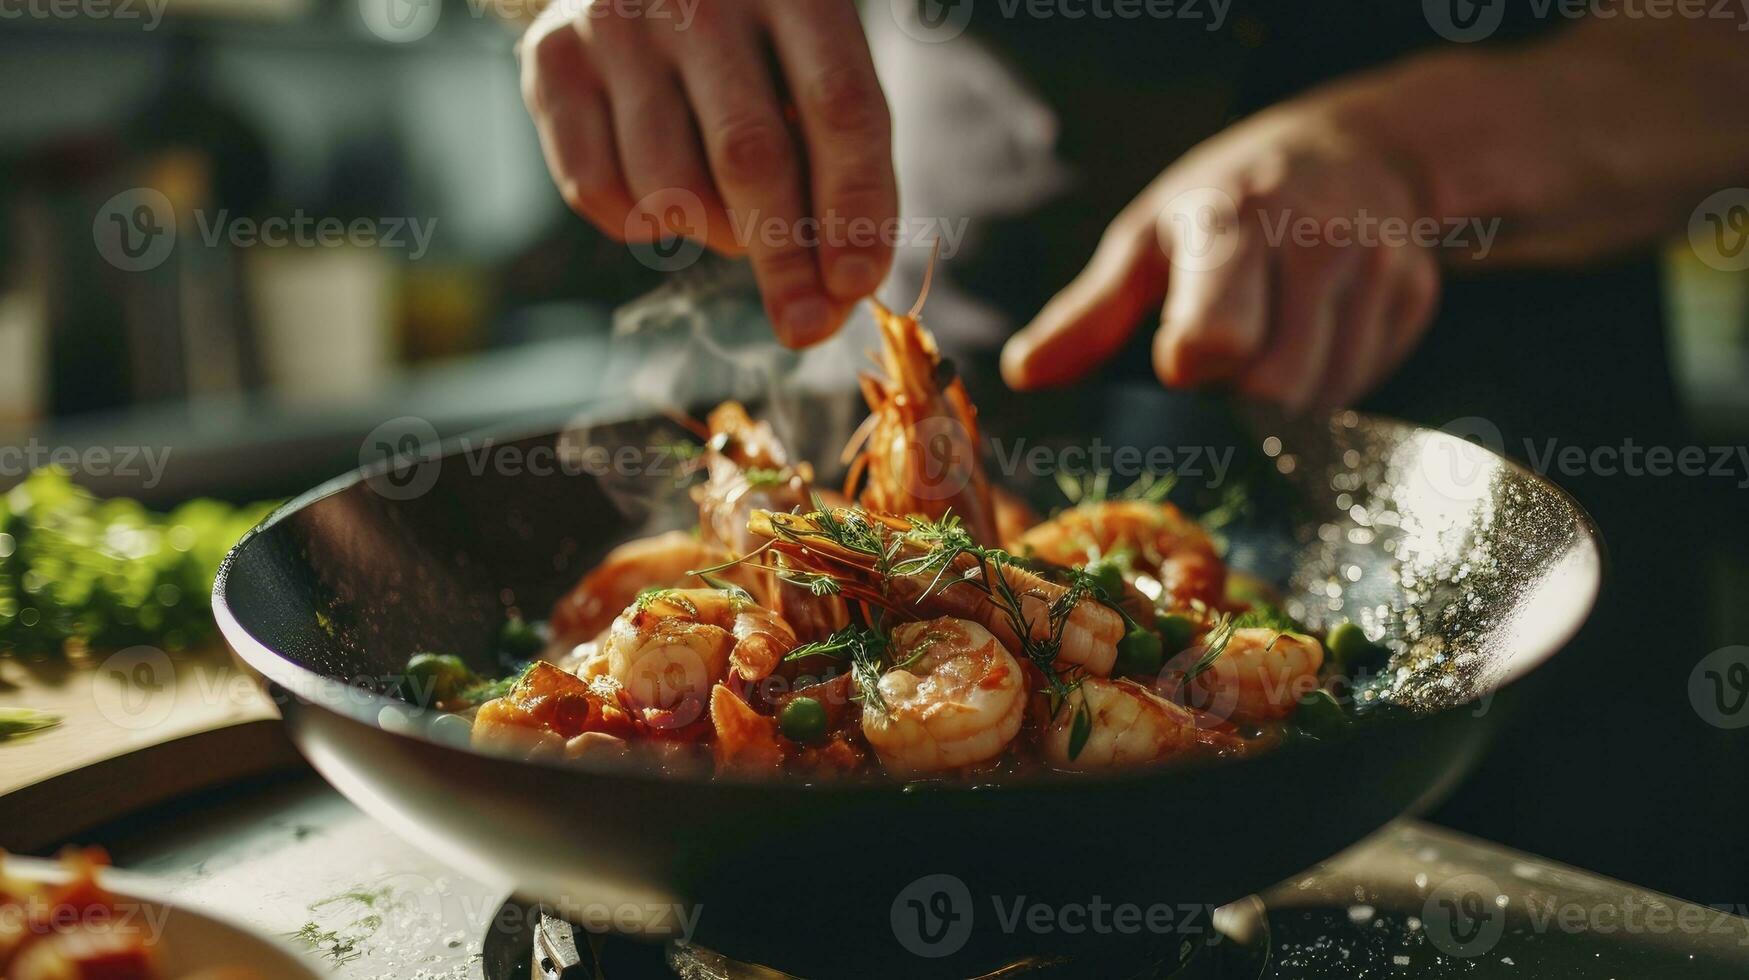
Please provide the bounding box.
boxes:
[212,406,1607,795]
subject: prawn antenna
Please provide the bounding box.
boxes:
[908,238,942,320]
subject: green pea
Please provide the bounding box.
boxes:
[1325,621,1386,669]
[401,653,478,707]
[497,616,545,660]
[1294,690,1352,741]
[779,697,828,744]
[1083,559,1125,600]
[1155,613,1197,654]
[1114,625,1165,677]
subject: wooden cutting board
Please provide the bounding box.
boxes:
[0,644,305,853]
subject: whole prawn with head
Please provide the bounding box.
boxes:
[694,402,848,643]
[844,285,1000,547]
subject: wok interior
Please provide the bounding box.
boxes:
[215,385,1603,975]
[223,385,1600,736]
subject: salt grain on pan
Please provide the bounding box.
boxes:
[1393,954,1411,966]
[1348,904,1376,924]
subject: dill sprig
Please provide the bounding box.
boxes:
[769,504,1124,758]
[1198,483,1250,531]
[1231,601,1304,634]
[1054,469,1179,507]
[633,587,698,617]
[1181,613,1237,684]
[787,625,891,714]
[776,566,843,597]
[742,467,790,488]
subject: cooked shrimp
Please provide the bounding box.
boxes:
[695,401,807,555]
[842,298,998,545]
[747,507,1125,678]
[1043,677,1198,771]
[549,530,761,645]
[603,589,798,726]
[1015,500,1226,608]
[1189,627,1324,725]
[709,683,785,774]
[472,662,636,760]
[693,402,850,643]
[861,618,1026,776]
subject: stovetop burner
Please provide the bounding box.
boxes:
[68,774,1749,979]
[478,898,1272,980]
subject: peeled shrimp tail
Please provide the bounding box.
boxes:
[727,606,799,681]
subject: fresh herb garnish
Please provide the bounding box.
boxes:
[633,587,698,617]
[1054,469,1179,507]
[0,707,62,739]
[787,625,891,714]
[458,660,536,705]
[763,505,1130,760]
[1181,613,1237,684]
[1231,602,1304,634]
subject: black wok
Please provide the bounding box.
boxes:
[213,386,1602,977]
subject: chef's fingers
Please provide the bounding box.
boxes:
[520,13,639,241]
[1378,248,1442,379]
[763,0,897,302]
[1235,243,1357,412]
[1152,217,1267,389]
[677,19,844,348]
[1315,244,1399,410]
[1001,208,1169,389]
[586,15,739,255]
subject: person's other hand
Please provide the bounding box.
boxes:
[1001,101,1442,411]
[520,0,895,347]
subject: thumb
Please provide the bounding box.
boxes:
[1001,209,1168,389]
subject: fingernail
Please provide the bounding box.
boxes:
[999,338,1034,389]
[779,295,834,347]
[827,255,882,298]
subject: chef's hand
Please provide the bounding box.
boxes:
[519,0,895,347]
[1000,101,1441,412]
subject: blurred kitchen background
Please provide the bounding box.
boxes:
[0,0,754,506]
[5,0,1749,501]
